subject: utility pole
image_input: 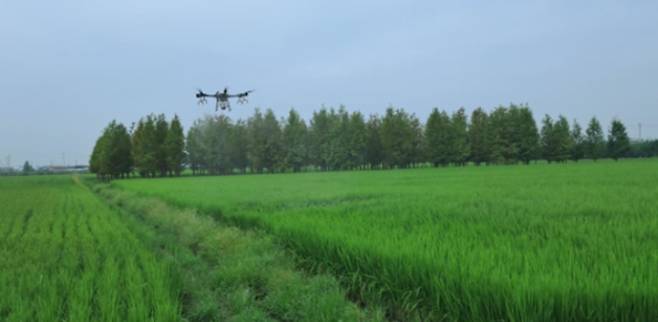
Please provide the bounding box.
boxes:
[638,123,642,140]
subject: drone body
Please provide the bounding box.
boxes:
[195,87,254,111]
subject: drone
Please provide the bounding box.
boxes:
[195,87,254,111]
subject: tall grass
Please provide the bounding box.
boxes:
[0,176,180,321]
[91,180,385,322]
[115,159,658,321]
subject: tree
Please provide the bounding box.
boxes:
[132,115,158,177]
[186,120,206,175]
[570,120,585,162]
[282,109,308,172]
[500,105,519,163]
[328,107,351,170]
[380,107,415,168]
[89,134,105,177]
[425,108,452,166]
[365,115,384,169]
[165,115,185,176]
[229,120,249,173]
[308,108,334,171]
[450,108,469,166]
[408,115,424,167]
[515,105,540,164]
[584,117,606,161]
[469,108,489,165]
[607,119,630,161]
[540,115,555,162]
[348,111,368,170]
[90,120,132,180]
[488,107,510,164]
[22,161,34,175]
[247,109,267,173]
[552,116,573,162]
[154,114,169,176]
[205,115,233,174]
[262,109,283,172]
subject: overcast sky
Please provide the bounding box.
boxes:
[1,1,657,167]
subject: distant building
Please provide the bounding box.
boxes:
[37,165,89,174]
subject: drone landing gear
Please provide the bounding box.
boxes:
[216,101,231,112]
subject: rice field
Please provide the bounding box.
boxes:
[114,159,658,321]
[0,176,179,322]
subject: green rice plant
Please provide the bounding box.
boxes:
[0,175,181,321]
[91,181,385,322]
[114,159,658,321]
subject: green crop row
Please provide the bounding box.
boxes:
[0,176,179,322]
[115,159,658,321]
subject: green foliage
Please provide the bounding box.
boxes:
[380,107,419,168]
[282,109,308,172]
[553,116,573,162]
[22,161,34,175]
[93,106,636,180]
[0,176,180,321]
[309,107,335,170]
[585,117,606,161]
[571,120,585,161]
[347,111,368,169]
[165,115,185,176]
[230,120,250,173]
[469,107,490,165]
[117,159,658,321]
[450,107,469,165]
[262,109,283,172]
[93,179,384,322]
[515,105,540,164]
[328,107,351,170]
[247,109,268,172]
[484,104,539,164]
[488,106,511,163]
[89,120,132,179]
[186,120,206,174]
[132,115,158,177]
[154,114,170,176]
[425,108,452,166]
[607,119,631,160]
[629,139,658,158]
[541,115,573,162]
[365,115,384,168]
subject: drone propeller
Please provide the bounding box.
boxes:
[196,88,207,104]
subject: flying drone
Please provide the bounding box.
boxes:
[195,87,254,111]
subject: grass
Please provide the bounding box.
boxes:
[89,179,385,322]
[113,158,658,321]
[0,174,382,321]
[0,175,180,321]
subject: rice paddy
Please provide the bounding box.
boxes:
[113,159,658,321]
[0,176,179,322]
[0,175,379,321]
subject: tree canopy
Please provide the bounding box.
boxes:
[91,106,639,180]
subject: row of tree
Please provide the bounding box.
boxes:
[185,104,633,175]
[90,105,642,178]
[90,115,184,179]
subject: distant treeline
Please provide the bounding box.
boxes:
[89,105,657,179]
[90,115,185,179]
